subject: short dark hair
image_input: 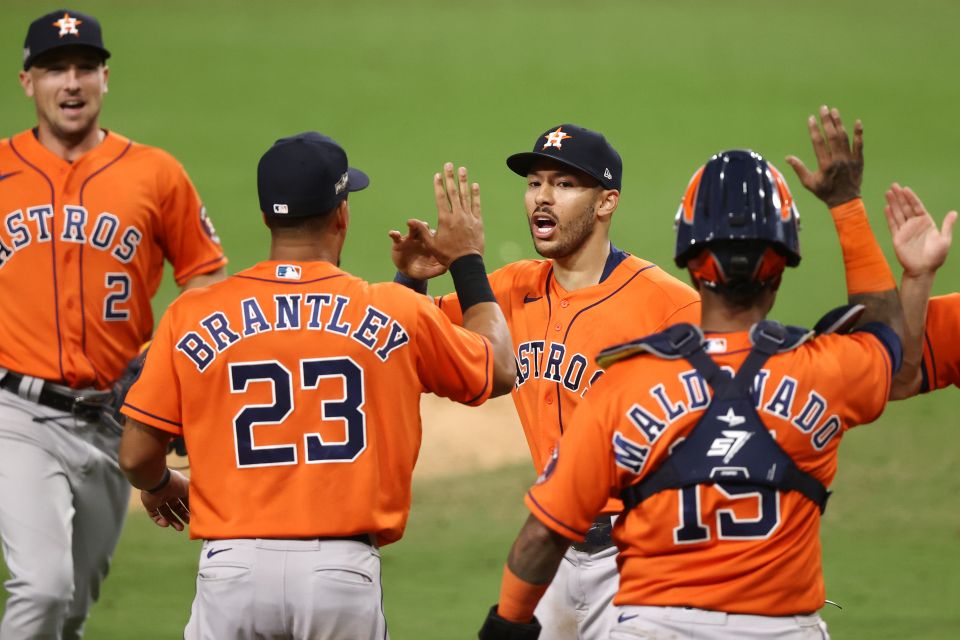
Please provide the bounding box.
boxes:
[713,279,777,311]
[263,201,341,231]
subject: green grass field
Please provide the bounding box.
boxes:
[1,0,959,637]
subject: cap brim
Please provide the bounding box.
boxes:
[347,167,369,192]
[506,151,603,186]
[25,43,110,70]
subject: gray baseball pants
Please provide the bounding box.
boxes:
[0,385,129,639]
[185,537,388,640]
[534,544,620,639]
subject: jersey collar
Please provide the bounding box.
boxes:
[15,128,130,171]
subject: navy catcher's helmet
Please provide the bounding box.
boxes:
[674,150,800,290]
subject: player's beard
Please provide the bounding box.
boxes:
[531,204,597,260]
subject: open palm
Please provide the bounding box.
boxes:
[884,184,956,277]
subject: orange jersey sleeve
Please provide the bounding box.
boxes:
[121,261,493,546]
[0,130,226,388]
[152,150,228,286]
[921,293,960,392]
[527,326,892,616]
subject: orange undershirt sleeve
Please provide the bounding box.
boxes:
[829,198,897,294]
[496,565,550,624]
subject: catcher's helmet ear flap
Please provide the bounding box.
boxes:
[674,150,801,281]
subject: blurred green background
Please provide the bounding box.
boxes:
[1,0,958,637]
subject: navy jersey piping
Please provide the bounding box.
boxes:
[122,401,182,427]
[178,255,227,283]
[233,273,345,285]
[463,338,491,405]
[78,140,133,377]
[526,491,587,538]
[598,243,630,283]
[922,330,936,392]
[551,263,654,433]
[9,138,65,382]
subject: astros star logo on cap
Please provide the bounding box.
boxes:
[52,13,83,38]
[542,127,572,150]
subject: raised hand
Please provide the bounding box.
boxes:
[884,184,956,277]
[786,105,864,207]
[416,163,485,266]
[388,219,447,280]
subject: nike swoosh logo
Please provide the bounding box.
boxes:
[206,547,232,559]
[0,171,22,182]
[523,294,542,304]
[618,613,639,623]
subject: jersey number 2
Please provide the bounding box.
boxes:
[229,358,366,468]
[673,484,781,544]
[104,273,131,321]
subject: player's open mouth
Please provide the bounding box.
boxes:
[532,215,557,239]
[60,99,86,114]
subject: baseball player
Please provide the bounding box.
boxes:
[117,132,516,639]
[391,124,700,638]
[785,107,957,397]
[477,145,931,639]
[0,9,226,638]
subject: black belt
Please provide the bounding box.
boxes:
[0,371,108,420]
[571,515,614,554]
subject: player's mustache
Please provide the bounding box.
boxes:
[534,206,555,217]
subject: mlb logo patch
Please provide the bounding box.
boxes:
[273,203,289,214]
[705,338,727,353]
[276,265,301,280]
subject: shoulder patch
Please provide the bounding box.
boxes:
[596,323,703,368]
[813,303,866,335]
[749,320,813,353]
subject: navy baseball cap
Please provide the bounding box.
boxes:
[507,124,622,191]
[258,132,370,218]
[23,9,110,70]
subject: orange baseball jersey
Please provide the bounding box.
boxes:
[121,260,494,545]
[526,326,895,616]
[921,293,960,392]
[0,129,226,389]
[437,247,699,497]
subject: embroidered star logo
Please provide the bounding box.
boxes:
[716,408,746,427]
[542,127,572,150]
[53,13,83,38]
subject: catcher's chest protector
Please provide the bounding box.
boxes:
[619,321,830,514]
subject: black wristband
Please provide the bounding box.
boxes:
[449,254,495,313]
[393,271,428,296]
[478,604,541,640]
[146,468,171,494]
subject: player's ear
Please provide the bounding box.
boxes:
[102,65,109,92]
[597,189,619,222]
[19,70,34,98]
[333,199,349,233]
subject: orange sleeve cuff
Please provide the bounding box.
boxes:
[496,565,549,624]
[829,198,897,295]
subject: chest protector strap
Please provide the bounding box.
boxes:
[620,321,831,514]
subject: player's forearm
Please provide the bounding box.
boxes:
[450,254,516,396]
[830,199,904,338]
[889,272,934,399]
[118,419,173,490]
[180,266,227,292]
[497,515,569,622]
[463,303,516,396]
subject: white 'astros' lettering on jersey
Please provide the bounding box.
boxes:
[624,368,842,453]
[515,340,604,397]
[0,204,143,269]
[175,295,410,372]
